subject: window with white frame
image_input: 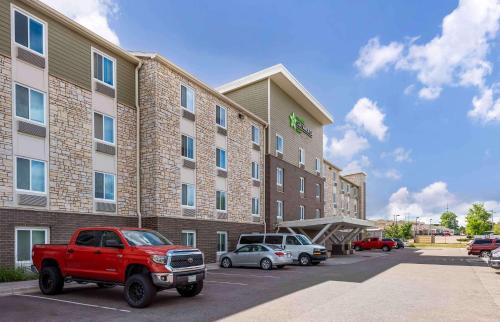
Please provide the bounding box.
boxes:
[94,172,115,201]
[315,209,321,218]
[252,197,260,215]
[216,190,227,212]
[16,157,45,193]
[333,192,337,204]
[15,227,48,267]
[333,172,337,181]
[94,112,114,144]
[354,203,358,213]
[181,135,195,160]
[275,134,283,155]
[15,84,45,125]
[180,85,195,112]
[14,9,45,55]
[181,183,195,207]
[299,148,304,166]
[217,231,227,254]
[299,205,305,220]
[252,125,260,144]
[315,184,321,199]
[299,177,305,193]
[276,200,283,219]
[251,162,259,180]
[93,51,114,87]
[315,158,320,173]
[181,230,196,247]
[216,148,227,170]
[276,167,283,186]
[347,184,350,193]
[216,105,226,128]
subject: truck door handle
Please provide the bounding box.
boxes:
[94,250,102,255]
[67,249,74,254]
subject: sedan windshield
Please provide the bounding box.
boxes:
[296,235,312,245]
[122,230,172,246]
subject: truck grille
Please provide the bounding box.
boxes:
[167,250,204,269]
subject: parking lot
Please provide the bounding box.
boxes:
[1,248,498,321]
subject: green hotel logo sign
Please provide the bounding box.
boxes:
[289,112,313,138]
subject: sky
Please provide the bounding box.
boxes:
[41,0,500,225]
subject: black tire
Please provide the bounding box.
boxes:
[97,283,115,289]
[299,254,311,266]
[39,266,64,295]
[277,265,285,269]
[220,257,232,268]
[311,262,320,266]
[354,245,362,251]
[480,251,491,258]
[124,274,156,308]
[177,281,203,297]
[382,245,390,252]
[260,258,273,270]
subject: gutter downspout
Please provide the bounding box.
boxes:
[135,60,143,228]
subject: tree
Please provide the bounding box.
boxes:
[383,222,413,240]
[440,211,458,231]
[400,222,413,239]
[465,203,492,236]
[384,223,400,238]
[494,223,500,235]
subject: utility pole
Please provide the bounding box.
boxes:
[415,216,420,238]
[490,210,496,232]
[429,218,433,236]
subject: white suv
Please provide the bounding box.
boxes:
[237,233,327,266]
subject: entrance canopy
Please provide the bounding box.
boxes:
[278,216,375,245]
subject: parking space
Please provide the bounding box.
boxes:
[1,248,497,321]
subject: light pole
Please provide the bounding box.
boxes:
[489,210,496,231]
[395,214,400,226]
[414,216,420,238]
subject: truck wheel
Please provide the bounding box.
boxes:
[39,266,64,295]
[354,245,362,251]
[220,257,232,268]
[124,274,156,308]
[260,258,273,270]
[177,281,203,297]
[299,254,311,266]
[480,251,491,258]
[382,245,390,252]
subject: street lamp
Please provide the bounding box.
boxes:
[395,214,400,226]
[489,210,496,231]
[429,218,433,236]
[414,216,420,238]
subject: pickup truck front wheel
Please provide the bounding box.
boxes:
[177,280,203,297]
[124,274,156,308]
[382,245,390,252]
[39,266,64,295]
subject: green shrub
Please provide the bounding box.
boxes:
[0,267,38,283]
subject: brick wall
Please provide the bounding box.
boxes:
[0,54,12,207]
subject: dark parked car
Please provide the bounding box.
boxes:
[391,238,405,249]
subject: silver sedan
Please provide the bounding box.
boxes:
[219,244,293,270]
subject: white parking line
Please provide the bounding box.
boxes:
[209,272,280,279]
[205,280,248,286]
[16,294,130,313]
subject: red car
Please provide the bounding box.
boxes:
[352,237,396,252]
[32,227,206,308]
[467,238,500,257]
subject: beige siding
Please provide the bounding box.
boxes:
[224,79,268,122]
[269,80,323,175]
[116,56,136,107]
[0,0,10,56]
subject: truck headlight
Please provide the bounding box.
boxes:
[151,255,166,264]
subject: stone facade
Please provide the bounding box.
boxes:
[323,161,340,216]
[0,54,13,207]
[117,102,137,216]
[343,172,367,220]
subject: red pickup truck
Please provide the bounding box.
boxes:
[32,227,206,308]
[352,237,396,252]
[467,238,500,257]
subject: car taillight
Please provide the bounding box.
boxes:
[274,251,285,257]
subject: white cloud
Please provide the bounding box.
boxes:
[324,129,369,160]
[41,0,120,45]
[468,86,500,123]
[346,98,388,141]
[413,181,455,210]
[354,37,404,77]
[342,155,371,174]
[381,147,412,162]
[404,84,415,95]
[418,87,442,100]
[373,169,402,180]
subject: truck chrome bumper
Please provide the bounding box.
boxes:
[151,268,206,288]
[490,259,500,269]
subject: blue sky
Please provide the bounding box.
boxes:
[43,0,500,225]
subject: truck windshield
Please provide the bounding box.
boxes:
[296,235,312,245]
[122,230,172,246]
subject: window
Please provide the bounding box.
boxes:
[216,191,227,211]
[101,231,123,248]
[299,205,305,220]
[75,230,102,247]
[239,235,264,244]
[315,209,321,218]
[276,167,283,186]
[181,230,196,247]
[94,112,114,144]
[15,84,45,124]
[93,51,114,87]
[181,183,195,207]
[315,184,321,199]
[276,200,283,218]
[252,126,260,144]
[217,231,227,254]
[15,227,48,266]
[251,162,260,180]
[333,172,337,181]
[286,236,301,245]
[315,158,321,173]
[354,203,358,213]
[265,235,284,245]
[94,172,115,201]
[347,184,350,193]
[181,85,195,112]
[276,134,283,154]
[216,105,226,128]
[252,197,260,215]
[299,177,305,193]
[16,157,45,193]
[333,192,337,204]
[299,148,305,165]
[14,10,44,55]
[181,135,195,160]
[216,148,227,170]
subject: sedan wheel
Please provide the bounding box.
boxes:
[299,254,311,266]
[221,257,232,268]
[260,258,272,270]
[480,251,491,258]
